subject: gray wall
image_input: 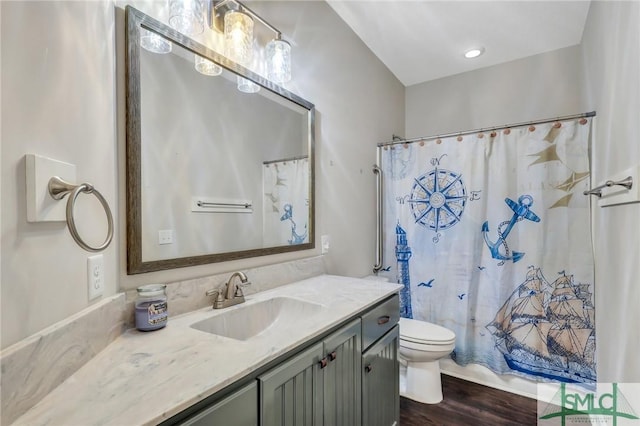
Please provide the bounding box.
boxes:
[405,44,587,138]
[1,2,119,349]
[581,0,640,383]
[0,1,405,348]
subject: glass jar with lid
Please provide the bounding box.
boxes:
[135,284,168,331]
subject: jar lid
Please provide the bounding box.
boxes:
[137,284,166,297]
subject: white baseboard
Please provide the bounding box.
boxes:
[440,359,539,400]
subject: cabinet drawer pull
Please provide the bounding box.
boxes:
[377,315,390,325]
[364,364,373,373]
[328,351,337,361]
[319,357,328,369]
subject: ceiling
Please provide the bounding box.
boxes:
[327,1,591,87]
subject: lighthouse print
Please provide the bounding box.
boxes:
[395,223,413,318]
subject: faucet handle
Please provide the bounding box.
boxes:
[206,289,225,307]
[235,281,251,297]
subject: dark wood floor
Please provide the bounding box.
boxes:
[400,374,538,426]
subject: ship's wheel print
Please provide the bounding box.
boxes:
[409,166,467,233]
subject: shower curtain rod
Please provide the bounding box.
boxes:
[378,111,596,148]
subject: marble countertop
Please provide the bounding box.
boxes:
[14,275,401,426]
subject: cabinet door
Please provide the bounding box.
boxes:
[362,325,399,426]
[259,342,324,426]
[322,319,362,426]
[180,382,257,426]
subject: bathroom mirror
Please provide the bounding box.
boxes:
[125,6,315,274]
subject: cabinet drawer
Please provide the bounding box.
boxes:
[362,294,399,350]
[180,382,257,426]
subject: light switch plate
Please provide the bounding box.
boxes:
[25,154,76,222]
[158,229,173,245]
[321,235,330,254]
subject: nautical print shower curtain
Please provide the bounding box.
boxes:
[378,118,596,383]
[262,157,309,246]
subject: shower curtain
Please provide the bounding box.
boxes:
[379,118,596,383]
[262,157,309,246]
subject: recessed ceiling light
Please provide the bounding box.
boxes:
[464,48,485,59]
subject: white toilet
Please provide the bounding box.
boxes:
[399,317,456,404]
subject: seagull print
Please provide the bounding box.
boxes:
[418,279,435,288]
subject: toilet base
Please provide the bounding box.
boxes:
[400,360,444,404]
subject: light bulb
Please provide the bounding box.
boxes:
[464,48,485,59]
[224,11,253,65]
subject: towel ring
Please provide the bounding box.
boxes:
[48,176,114,252]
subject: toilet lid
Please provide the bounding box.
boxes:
[399,317,456,345]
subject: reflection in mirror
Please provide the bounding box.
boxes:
[125,7,314,274]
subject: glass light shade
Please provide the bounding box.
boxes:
[224,11,254,65]
[194,55,222,76]
[140,29,172,54]
[168,0,204,36]
[237,76,260,93]
[266,39,291,83]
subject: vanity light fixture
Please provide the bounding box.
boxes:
[140,28,172,54]
[464,47,485,59]
[266,37,291,83]
[194,54,223,76]
[210,0,293,85]
[169,0,205,36]
[223,9,254,66]
[237,76,261,93]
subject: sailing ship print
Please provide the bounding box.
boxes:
[486,267,596,383]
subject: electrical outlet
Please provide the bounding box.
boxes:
[321,235,330,254]
[87,254,104,300]
[158,229,173,245]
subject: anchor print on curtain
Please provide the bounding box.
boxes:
[262,157,309,246]
[379,118,596,383]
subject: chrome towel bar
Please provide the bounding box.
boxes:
[197,200,252,209]
[583,176,633,197]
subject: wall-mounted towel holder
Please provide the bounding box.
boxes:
[583,176,633,198]
[191,197,253,213]
[48,176,114,252]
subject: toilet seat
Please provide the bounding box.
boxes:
[399,317,456,346]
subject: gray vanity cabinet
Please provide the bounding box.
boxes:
[259,341,324,426]
[321,319,362,426]
[180,382,258,426]
[362,325,399,426]
[167,295,399,426]
[360,294,400,426]
[259,319,362,426]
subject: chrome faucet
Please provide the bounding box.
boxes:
[206,271,251,309]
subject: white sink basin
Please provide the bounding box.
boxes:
[190,297,325,341]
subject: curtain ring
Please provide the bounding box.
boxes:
[48,177,114,252]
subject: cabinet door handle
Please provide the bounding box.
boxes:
[377,315,390,325]
[328,351,337,361]
[364,364,373,373]
[319,357,328,369]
